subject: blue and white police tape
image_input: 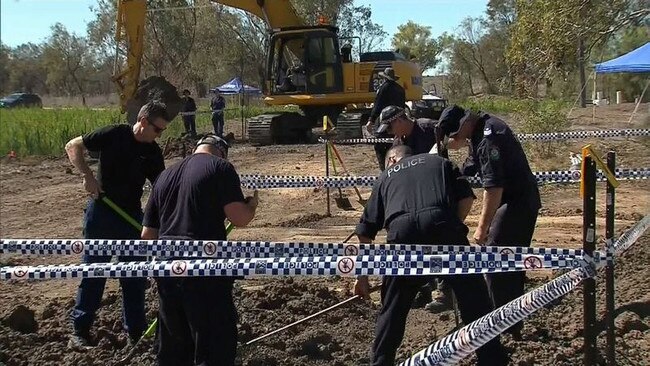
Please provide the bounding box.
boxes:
[239,168,649,190]
[0,238,587,259]
[399,266,593,366]
[398,215,649,366]
[0,252,599,280]
[319,128,650,145]
[612,214,649,254]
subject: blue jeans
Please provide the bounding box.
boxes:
[70,199,147,340]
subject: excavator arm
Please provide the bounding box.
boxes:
[113,0,302,114]
[210,0,302,29]
[113,0,146,114]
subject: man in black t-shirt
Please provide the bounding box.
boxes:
[437,104,541,339]
[354,145,508,366]
[64,101,169,348]
[142,135,258,366]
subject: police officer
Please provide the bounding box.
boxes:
[142,135,259,366]
[354,145,508,366]
[375,105,442,155]
[365,67,406,170]
[437,104,541,339]
[375,105,453,311]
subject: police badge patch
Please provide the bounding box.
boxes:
[490,148,500,160]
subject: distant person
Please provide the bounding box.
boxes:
[210,90,226,137]
[365,67,406,170]
[181,89,197,137]
[64,101,169,348]
[437,104,541,339]
[142,134,258,365]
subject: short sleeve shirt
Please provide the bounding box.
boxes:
[143,153,245,240]
[471,114,541,210]
[82,124,164,212]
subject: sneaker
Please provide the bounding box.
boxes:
[68,333,94,349]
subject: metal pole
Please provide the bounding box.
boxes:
[583,155,597,365]
[605,151,616,366]
[325,140,331,216]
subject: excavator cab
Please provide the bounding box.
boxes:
[269,27,344,95]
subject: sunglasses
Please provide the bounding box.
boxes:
[148,120,167,134]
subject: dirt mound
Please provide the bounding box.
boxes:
[162,132,237,159]
[125,76,182,125]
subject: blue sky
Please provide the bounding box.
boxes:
[1,0,488,47]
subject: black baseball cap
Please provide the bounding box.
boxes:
[376,105,407,134]
[196,134,229,157]
[438,104,470,137]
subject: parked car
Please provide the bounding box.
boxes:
[0,93,43,108]
[406,93,448,120]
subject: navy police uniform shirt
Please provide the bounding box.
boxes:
[143,153,245,241]
[470,113,541,210]
[356,153,475,242]
[82,124,164,212]
[369,79,406,123]
[393,118,437,154]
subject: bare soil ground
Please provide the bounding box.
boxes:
[0,104,649,366]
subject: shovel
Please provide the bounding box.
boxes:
[327,143,353,210]
[328,142,367,206]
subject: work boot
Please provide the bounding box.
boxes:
[424,290,452,313]
[68,332,94,349]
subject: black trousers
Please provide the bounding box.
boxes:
[371,275,507,366]
[372,209,507,366]
[485,203,539,334]
[374,143,391,171]
[156,277,237,366]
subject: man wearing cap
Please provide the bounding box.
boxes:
[142,134,259,365]
[366,67,406,170]
[354,145,508,366]
[180,89,197,137]
[65,101,169,349]
[437,104,541,339]
[375,105,442,155]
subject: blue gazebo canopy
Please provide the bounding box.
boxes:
[595,42,650,74]
[211,77,262,94]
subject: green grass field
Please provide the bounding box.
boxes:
[0,106,294,157]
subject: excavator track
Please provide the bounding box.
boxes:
[335,112,364,139]
[247,112,314,145]
[247,114,276,145]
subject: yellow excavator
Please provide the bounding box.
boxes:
[114,0,424,144]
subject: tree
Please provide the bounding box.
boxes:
[42,23,93,104]
[507,0,635,98]
[7,43,47,94]
[0,44,10,94]
[392,21,444,73]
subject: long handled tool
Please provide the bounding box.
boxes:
[327,142,367,205]
[102,195,234,365]
[245,285,381,347]
[327,143,353,210]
